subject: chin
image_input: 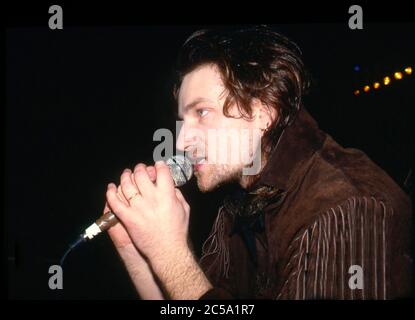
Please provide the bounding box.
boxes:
[195,171,217,192]
[195,164,241,193]
[196,177,220,192]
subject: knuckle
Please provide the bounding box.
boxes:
[134,163,146,172]
[146,166,155,175]
[134,169,146,181]
[159,163,169,171]
[106,189,113,199]
[121,170,131,180]
[120,179,129,188]
[121,169,131,178]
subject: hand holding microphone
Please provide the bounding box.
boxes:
[83,155,193,240]
[104,156,194,262]
[105,165,157,251]
[60,155,192,265]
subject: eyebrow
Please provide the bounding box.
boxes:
[178,97,213,119]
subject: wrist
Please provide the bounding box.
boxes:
[149,241,191,273]
[116,243,149,270]
[149,244,213,300]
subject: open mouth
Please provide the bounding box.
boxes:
[192,157,207,171]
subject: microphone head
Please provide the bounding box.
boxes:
[166,155,193,187]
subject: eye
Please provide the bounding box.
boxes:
[196,108,209,117]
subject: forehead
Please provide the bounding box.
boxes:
[178,64,225,110]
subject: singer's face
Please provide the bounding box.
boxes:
[176,64,264,192]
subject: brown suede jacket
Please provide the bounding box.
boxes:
[198,109,413,299]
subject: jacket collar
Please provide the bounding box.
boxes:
[225,109,326,263]
[254,108,326,191]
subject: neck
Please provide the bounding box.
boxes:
[239,149,270,190]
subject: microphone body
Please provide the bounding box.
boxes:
[82,155,193,240]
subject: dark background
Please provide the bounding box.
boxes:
[6,24,414,299]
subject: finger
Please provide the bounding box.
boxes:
[133,163,155,197]
[106,183,129,221]
[117,185,129,206]
[120,168,140,201]
[106,217,133,250]
[103,201,111,214]
[104,201,123,231]
[155,161,175,194]
[175,188,190,212]
[146,166,157,182]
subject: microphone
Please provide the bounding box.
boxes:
[82,155,193,240]
[61,155,193,265]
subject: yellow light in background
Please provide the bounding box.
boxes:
[394,72,403,80]
[355,67,410,96]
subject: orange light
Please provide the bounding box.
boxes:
[404,67,412,75]
[363,85,370,92]
[354,89,360,96]
[373,82,380,89]
[394,72,403,80]
[383,76,391,85]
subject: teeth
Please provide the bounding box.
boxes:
[194,158,206,165]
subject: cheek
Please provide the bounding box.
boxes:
[239,127,263,165]
[205,114,259,165]
[250,128,263,153]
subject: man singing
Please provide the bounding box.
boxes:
[104,26,412,299]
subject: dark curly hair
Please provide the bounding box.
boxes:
[173,25,310,155]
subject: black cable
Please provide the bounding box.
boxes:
[60,234,86,266]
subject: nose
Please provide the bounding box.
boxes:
[176,122,192,153]
[176,122,204,158]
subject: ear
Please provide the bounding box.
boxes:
[252,99,278,131]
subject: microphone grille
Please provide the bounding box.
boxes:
[166,155,193,187]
